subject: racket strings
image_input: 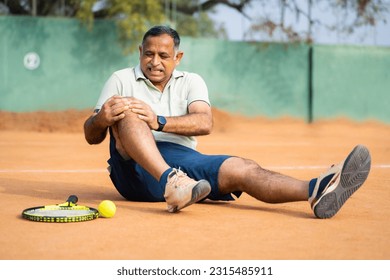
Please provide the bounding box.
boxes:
[22,198,99,223]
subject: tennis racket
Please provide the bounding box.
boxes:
[22,195,99,223]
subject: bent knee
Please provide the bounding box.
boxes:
[117,108,146,131]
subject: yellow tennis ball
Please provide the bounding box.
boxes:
[98,200,116,218]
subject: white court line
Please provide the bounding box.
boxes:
[0,165,389,173]
[0,169,107,173]
[270,164,390,170]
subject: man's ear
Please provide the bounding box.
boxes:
[175,51,184,65]
[138,45,143,57]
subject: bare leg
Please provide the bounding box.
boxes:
[218,157,309,203]
[114,110,170,180]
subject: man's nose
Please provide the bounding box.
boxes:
[151,55,160,66]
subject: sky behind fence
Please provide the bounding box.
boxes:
[209,0,390,46]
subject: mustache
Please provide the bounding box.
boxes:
[147,66,164,72]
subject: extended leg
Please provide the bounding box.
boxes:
[218,145,371,219]
[218,157,309,203]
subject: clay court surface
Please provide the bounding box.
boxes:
[0,109,389,260]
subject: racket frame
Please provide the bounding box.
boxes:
[22,196,99,223]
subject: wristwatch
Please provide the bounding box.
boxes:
[156,115,167,131]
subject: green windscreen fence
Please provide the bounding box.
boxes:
[1,16,389,123]
[0,16,133,112]
[179,38,310,119]
[313,45,390,122]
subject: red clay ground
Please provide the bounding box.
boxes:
[0,109,389,260]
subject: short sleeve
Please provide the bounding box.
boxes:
[94,73,123,111]
[186,73,210,106]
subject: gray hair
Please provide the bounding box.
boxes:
[142,26,180,49]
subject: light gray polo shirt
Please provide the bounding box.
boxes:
[95,65,211,150]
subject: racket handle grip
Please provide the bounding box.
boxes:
[67,195,78,204]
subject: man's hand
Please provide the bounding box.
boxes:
[84,95,132,145]
[94,95,130,127]
[126,97,159,130]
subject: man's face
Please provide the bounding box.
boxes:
[139,34,183,91]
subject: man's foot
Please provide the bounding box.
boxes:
[164,168,211,213]
[309,145,371,219]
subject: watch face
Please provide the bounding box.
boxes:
[158,116,167,125]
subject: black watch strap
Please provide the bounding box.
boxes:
[157,116,166,131]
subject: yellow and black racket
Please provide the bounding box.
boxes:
[22,195,99,223]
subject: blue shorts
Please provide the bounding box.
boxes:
[107,140,241,202]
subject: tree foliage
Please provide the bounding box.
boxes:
[0,0,231,52]
[246,0,389,43]
[74,0,166,52]
[0,0,387,48]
